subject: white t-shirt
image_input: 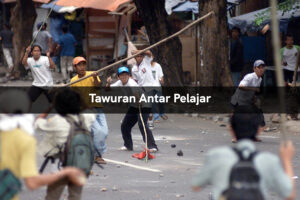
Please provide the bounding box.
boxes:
[132,56,155,87]
[151,62,163,87]
[239,72,262,87]
[111,78,138,87]
[110,78,151,108]
[281,45,300,71]
[26,56,53,87]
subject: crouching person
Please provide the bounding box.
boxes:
[0,90,85,200]
[35,88,95,200]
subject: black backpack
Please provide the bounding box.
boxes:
[220,148,264,200]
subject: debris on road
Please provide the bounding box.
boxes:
[177,150,183,156]
[171,144,176,148]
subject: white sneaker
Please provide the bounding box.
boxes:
[149,148,158,153]
[119,146,128,151]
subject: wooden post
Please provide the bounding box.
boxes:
[269,0,287,141]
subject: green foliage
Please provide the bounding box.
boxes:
[254,0,299,26]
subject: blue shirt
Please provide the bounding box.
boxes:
[58,33,77,57]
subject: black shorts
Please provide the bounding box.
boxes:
[28,86,54,103]
[284,69,298,83]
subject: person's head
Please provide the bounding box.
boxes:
[253,59,265,77]
[62,25,68,34]
[42,23,47,30]
[31,44,42,60]
[73,57,87,77]
[54,88,81,116]
[132,50,144,65]
[285,34,294,48]
[231,27,241,40]
[117,66,130,85]
[37,22,47,30]
[230,106,262,141]
[0,90,30,113]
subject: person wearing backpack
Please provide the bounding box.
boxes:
[192,106,295,200]
[34,88,95,200]
[0,90,85,200]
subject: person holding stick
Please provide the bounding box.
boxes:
[70,57,108,165]
[106,66,158,152]
[131,50,156,129]
[22,44,56,104]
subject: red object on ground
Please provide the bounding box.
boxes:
[132,149,155,160]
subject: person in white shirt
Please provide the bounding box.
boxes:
[280,34,300,84]
[106,66,158,152]
[231,60,266,142]
[131,50,156,128]
[131,50,155,86]
[22,44,56,103]
[151,60,168,122]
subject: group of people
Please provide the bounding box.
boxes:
[0,22,77,83]
[0,23,298,200]
[229,27,300,86]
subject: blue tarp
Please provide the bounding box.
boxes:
[228,2,300,33]
[172,0,245,14]
[173,1,198,14]
[41,0,62,13]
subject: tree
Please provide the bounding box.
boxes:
[198,0,233,86]
[10,0,36,77]
[133,0,184,86]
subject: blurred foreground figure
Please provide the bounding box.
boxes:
[192,106,295,200]
[0,90,85,200]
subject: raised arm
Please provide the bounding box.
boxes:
[22,46,31,66]
[46,52,56,69]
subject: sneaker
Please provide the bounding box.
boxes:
[119,146,132,151]
[161,115,168,120]
[149,148,158,153]
[154,120,160,123]
[95,156,106,164]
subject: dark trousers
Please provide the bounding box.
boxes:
[121,107,158,150]
[284,69,298,83]
[45,177,83,200]
[28,86,53,103]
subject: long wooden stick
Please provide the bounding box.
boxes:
[269,0,287,141]
[64,11,214,87]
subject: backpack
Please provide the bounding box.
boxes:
[60,115,95,176]
[220,148,264,200]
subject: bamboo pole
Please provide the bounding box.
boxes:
[269,0,287,141]
[62,11,215,87]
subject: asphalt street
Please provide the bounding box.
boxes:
[19,113,300,200]
[2,73,300,200]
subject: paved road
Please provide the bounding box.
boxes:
[18,113,300,200]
